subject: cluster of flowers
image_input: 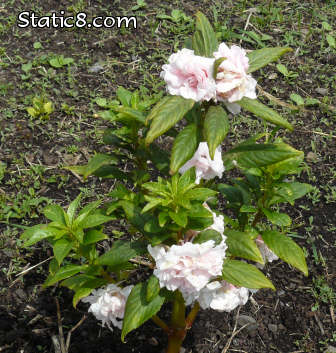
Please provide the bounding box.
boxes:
[81,43,277,330]
[160,43,257,114]
[82,206,278,329]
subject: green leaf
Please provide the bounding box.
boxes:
[203,106,229,159]
[53,238,73,265]
[247,47,292,73]
[116,87,132,107]
[158,212,169,227]
[222,260,275,290]
[79,213,116,229]
[72,277,107,307]
[290,93,305,106]
[169,210,188,228]
[225,230,264,264]
[122,281,165,341]
[170,124,198,174]
[225,142,303,169]
[96,240,146,268]
[61,274,96,290]
[83,229,108,245]
[67,193,82,224]
[193,229,222,245]
[21,224,56,247]
[146,276,160,302]
[237,98,293,131]
[262,208,292,226]
[326,34,336,48]
[142,197,162,214]
[43,265,87,287]
[184,188,217,201]
[269,182,313,205]
[213,57,226,79]
[192,11,218,57]
[262,230,308,276]
[44,204,67,225]
[93,165,129,180]
[65,153,118,180]
[145,96,195,145]
[115,106,146,124]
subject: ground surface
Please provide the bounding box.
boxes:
[0,0,336,352]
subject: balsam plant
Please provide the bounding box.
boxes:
[21,12,313,353]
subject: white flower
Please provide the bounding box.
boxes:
[160,48,216,102]
[203,203,225,238]
[213,43,257,114]
[148,240,227,304]
[179,142,224,184]
[197,281,249,312]
[255,235,279,265]
[82,284,133,329]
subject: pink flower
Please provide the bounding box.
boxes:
[148,240,227,304]
[160,48,216,102]
[197,280,249,311]
[214,43,257,114]
[82,284,133,329]
[255,235,279,264]
[179,142,224,184]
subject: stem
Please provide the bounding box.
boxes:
[185,301,200,329]
[152,315,170,334]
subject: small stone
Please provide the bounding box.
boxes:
[316,87,328,95]
[268,73,277,80]
[237,315,258,335]
[89,63,104,73]
[324,346,336,353]
[277,289,285,296]
[306,151,318,163]
[268,324,278,334]
[148,337,159,346]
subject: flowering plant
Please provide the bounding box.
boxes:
[21,12,313,353]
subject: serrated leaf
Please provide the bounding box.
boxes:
[203,106,229,159]
[222,260,275,290]
[169,210,188,228]
[43,265,87,287]
[225,142,302,169]
[96,240,146,268]
[192,11,218,57]
[262,208,292,226]
[122,281,165,341]
[65,153,118,180]
[67,193,82,224]
[262,230,308,276]
[44,204,67,225]
[145,96,194,145]
[83,229,108,245]
[247,47,292,73]
[193,229,222,245]
[53,238,73,265]
[21,224,56,247]
[170,123,198,174]
[225,230,264,264]
[237,98,293,131]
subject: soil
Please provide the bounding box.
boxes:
[0,1,335,353]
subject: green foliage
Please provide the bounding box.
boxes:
[26,95,54,120]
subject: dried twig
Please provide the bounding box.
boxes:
[313,312,325,335]
[65,315,87,352]
[221,308,253,353]
[55,298,66,353]
[330,305,335,325]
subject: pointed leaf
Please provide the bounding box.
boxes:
[203,106,229,159]
[145,96,194,145]
[67,193,82,224]
[44,204,67,225]
[222,260,275,290]
[237,98,293,131]
[83,229,108,245]
[53,238,73,265]
[247,47,292,73]
[192,11,218,57]
[193,229,222,245]
[262,208,292,226]
[21,225,56,247]
[96,240,147,268]
[170,123,198,174]
[225,230,264,264]
[146,276,160,302]
[43,265,87,287]
[122,281,165,341]
[262,230,308,276]
[169,210,188,228]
